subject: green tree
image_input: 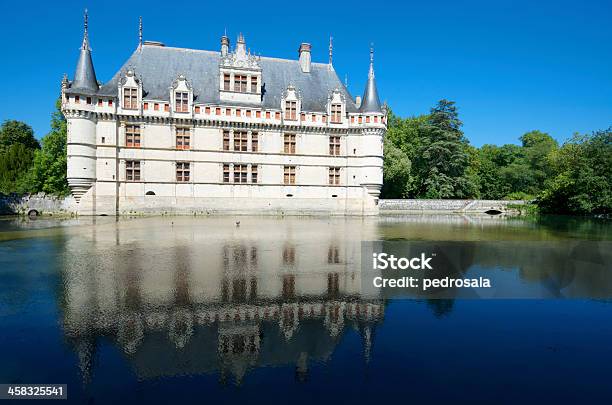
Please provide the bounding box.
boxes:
[381,136,412,198]
[0,120,40,152]
[538,129,612,215]
[0,120,40,194]
[27,99,70,195]
[0,143,36,194]
[411,100,477,198]
[519,130,558,194]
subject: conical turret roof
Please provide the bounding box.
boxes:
[359,47,381,113]
[72,10,98,92]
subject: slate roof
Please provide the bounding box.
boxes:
[359,61,382,113]
[94,44,361,113]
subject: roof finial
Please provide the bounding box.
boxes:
[81,9,89,50]
[328,35,333,65]
[369,43,375,77]
[138,16,143,50]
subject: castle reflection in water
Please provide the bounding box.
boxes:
[56,215,612,385]
[59,218,385,385]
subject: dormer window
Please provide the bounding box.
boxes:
[234,75,247,92]
[175,92,189,113]
[250,77,258,93]
[123,88,138,110]
[285,101,297,120]
[331,104,342,123]
[224,74,231,91]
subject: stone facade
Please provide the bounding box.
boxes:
[62,13,386,216]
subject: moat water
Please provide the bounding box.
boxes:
[1,214,612,404]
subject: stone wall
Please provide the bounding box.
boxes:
[0,193,76,216]
[379,199,527,213]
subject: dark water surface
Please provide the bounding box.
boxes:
[1,215,611,404]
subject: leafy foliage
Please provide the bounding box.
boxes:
[0,120,40,152]
[382,100,609,215]
[538,129,612,215]
[0,120,40,194]
[0,99,69,196]
[27,99,70,195]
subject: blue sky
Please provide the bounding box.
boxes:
[1,0,610,147]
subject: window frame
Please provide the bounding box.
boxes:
[283,165,296,185]
[174,91,189,113]
[176,162,190,182]
[285,101,297,120]
[123,87,138,110]
[125,160,141,182]
[125,124,141,148]
[176,127,191,150]
[284,133,296,154]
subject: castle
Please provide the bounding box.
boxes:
[62,13,386,216]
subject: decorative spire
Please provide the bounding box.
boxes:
[369,43,375,77]
[328,35,333,65]
[73,9,98,91]
[138,16,143,50]
[359,44,381,113]
[81,9,89,50]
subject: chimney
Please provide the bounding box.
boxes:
[221,35,229,57]
[355,96,362,108]
[298,43,311,73]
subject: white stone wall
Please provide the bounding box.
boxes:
[63,86,386,216]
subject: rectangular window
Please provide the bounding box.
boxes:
[329,136,340,156]
[284,166,296,185]
[98,99,103,107]
[250,76,258,93]
[154,103,159,111]
[195,106,200,113]
[234,75,247,92]
[75,96,80,104]
[234,131,248,152]
[284,134,296,154]
[223,130,230,151]
[234,164,248,183]
[164,104,169,112]
[126,160,141,181]
[251,165,258,183]
[329,167,341,185]
[175,92,189,112]
[285,101,297,120]
[223,164,230,183]
[331,103,342,123]
[144,102,149,110]
[123,88,138,110]
[108,99,113,106]
[223,74,231,91]
[251,132,258,152]
[176,162,190,182]
[205,106,211,114]
[176,127,190,150]
[125,125,141,148]
[86,97,92,105]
